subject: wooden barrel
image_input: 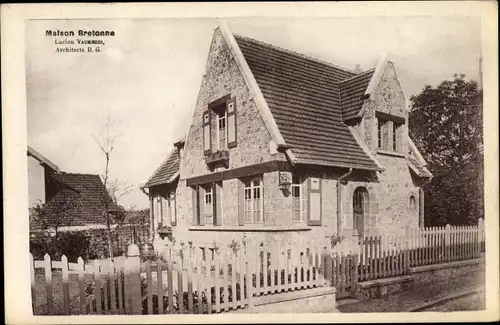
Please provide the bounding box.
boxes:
[140,243,154,256]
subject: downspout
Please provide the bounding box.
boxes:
[337,168,353,238]
[419,178,432,228]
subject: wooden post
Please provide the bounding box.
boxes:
[77,257,86,314]
[246,245,254,310]
[126,244,142,315]
[30,253,36,312]
[61,255,70,314]
[44,254,53,315]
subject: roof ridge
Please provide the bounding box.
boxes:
[58,172,101,177]
[233,33,358,75]
[340,67,376,83]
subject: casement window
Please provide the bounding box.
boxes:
[160,191,176,226]
[167,191,176,226]
[291,174,304,222]
[376,111,406,153]
[204,96,237,155]
[377,119,390,150]
[217,110,227,150]
[242,176,264,224]
[393,122,403,152]
[204,185,213,225]
[191,182,222,226]
[155,196,163,227]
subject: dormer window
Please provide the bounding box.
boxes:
[376,111,405,153]
[204,95,238,156]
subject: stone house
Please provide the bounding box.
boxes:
[142,22,432,250]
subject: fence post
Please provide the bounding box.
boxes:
[126,244,142,315]
[478,218,484,255]
[444,224,451,262]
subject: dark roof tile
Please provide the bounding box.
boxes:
[235,35,380,171]
[144,147,180,188]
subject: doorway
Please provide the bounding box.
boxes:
[353,187,369,239]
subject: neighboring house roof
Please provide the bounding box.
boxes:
[143,147,180,188]
[234,34,382,171]
[30,172,122,231]
[407,155,433,178]
[27,146,60,173]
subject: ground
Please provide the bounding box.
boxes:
[336,269,485,313]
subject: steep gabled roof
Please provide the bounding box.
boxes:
[143,147,180,188]
[234,34,382,171]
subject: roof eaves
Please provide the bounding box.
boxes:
[27,146,60,172]
[347,126,385,171]
[142,147,178,189]
[295,159,384,172]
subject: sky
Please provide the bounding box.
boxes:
[26,17,482,209]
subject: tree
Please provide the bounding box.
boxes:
[92,114,135,258]
[409,74,483,226]
[30,191,83,259]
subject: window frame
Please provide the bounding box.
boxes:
[291,174,303,223]
[204,184,214,225]
[167,191,176,225]
[392,121,403,152]
[243,175,264,224]
[217,109,228,150]
[377,118,388,150]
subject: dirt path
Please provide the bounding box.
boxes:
[337,269,485,313]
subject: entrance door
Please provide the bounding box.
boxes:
[353,187,368,239]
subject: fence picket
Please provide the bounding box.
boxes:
[108,260,116,314]
[246,247,254,309]
[61,255,70,314]
[43,254,53,315]
[205,251,212,314]
[238,249,245,308]
[231,252,237,310]
[187,247,194,314]
[359,238,364,281]
[117,260,125,314]
[76,257,86,314]
[30,253,36,312]
[93,260,102,314]
[166,248,174,314]
[145,260,153,315]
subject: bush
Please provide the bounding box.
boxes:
[29,231,97,262]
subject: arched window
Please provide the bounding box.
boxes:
[353,187,369,238]
[409,195,417,212]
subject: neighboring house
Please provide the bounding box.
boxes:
[28,146,60,208]
[142,22,432,249]
[28,147,122,234]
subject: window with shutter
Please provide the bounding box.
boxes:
[227,98,237,148]
[202,111,211,155]
[307,177,321,226]
[291,173,304,223]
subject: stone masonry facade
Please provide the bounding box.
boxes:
[150,29,424,252]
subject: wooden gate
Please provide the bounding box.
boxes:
[327,253,358,300]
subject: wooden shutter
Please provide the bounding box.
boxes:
[171,191,177,226]
[191,187,198,226]
[308,177,322,226]
[198,186,205,226]
[238,179,245,226]
[202,110,211,155]
[227,98,237,148]
[215,182,222,226]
